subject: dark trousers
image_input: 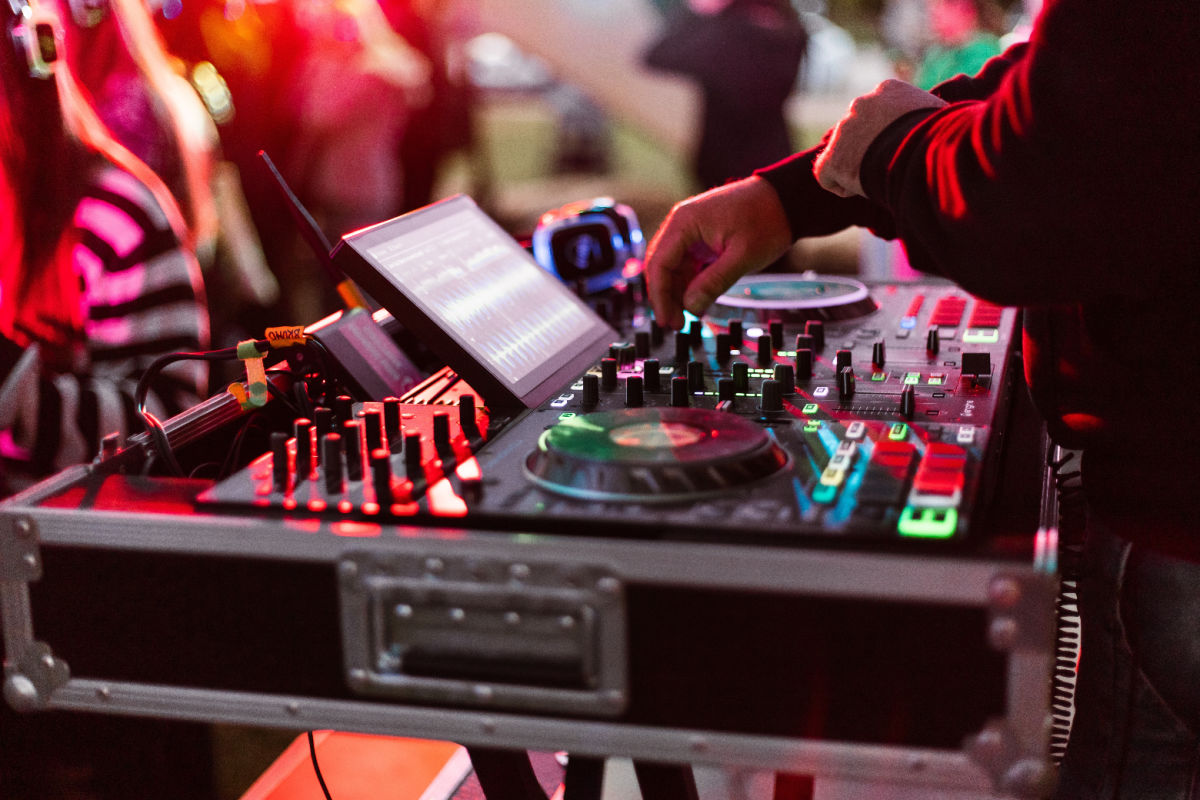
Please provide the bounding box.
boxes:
[1056,518,1200,799]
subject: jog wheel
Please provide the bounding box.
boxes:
[525,408,789,502]
[707,273,877,326]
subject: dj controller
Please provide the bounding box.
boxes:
[0,196,1058,795]
[198,274,1022,548]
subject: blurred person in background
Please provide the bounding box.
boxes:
[259,0,431,322]
[0,0,213,794]
[0,0,209,494]
[66,0,278,345]
[913,0,1004,89]
[384,0,479,213]
[644,0,807,192]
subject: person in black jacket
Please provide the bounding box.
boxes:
[644,0,807,191]
[643,0,1200,792]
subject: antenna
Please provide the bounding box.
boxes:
[258,150,367,311]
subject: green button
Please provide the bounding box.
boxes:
[903,372,921,385]
[813,482,839,504]
[804,421,821,433]
[802,403,819,415]
[963,328,1000,344]
[898,506,959,538]
[927,373,945,386]
[888,423,908,441]
[558,412,577,420]
[870,372,887,381]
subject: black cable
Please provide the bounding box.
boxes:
[307,730,334,800]
[133,343,268,475]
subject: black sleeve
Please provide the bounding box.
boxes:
[754,141,897,242]
[858,0,1200,306]
[753,42,1030,246]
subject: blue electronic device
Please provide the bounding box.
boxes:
[531,197,645,295]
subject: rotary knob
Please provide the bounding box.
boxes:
[670,375,690,407]
[760,379,783,413]
[626,375,644,407]
[805,319,825,351]
[756,334,774,367]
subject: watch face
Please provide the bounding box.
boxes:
[551,222,616,279]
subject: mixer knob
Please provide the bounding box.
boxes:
[403,431,423,482]
[732,361,750,393]
[371,448,394,507]
[728,318,744,344]
[458,394,480,440]
[270,431,290,492]
[926,326,940,355]
[333,395,354,426]
[582,373,600,407]
[433,411,452,453]
[634,330,651,358]
[674,331,691,365]
[717,377,735,402]
[323,433,344,494]
[794,333,814,352]
[617,343,636,368]
[687,360,705,392]
[670,376,690,407]
[362,408,384,453]
[805,319,825,350]
[835,349,853,374]
[643,359,661,393]
[600,357,618,390]
[383,396,402,444]
[715,332,732,363]
[961,351,992,376]
[314,406,333,441]
[756,334,774,367]
[343,420,364,481]
[773,363,795,395]
[294,418,313,479]
[795,348,813,380]
[900,385,916,419]
[688,320,703,347]
[650,322,664,348]
[760,379,783,413]
[872,341,886,369]
[626,375,644,407]
[769,320,784,350]
[838,366,856,400]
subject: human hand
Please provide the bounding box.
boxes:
[814,79,946,197]
[644,176,792,330]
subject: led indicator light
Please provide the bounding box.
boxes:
[898,506,958,538]
[963,328,1000,344]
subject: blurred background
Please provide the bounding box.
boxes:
[142,0,1033,340]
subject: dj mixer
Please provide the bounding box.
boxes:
[198,274,1022,548]
[0,196,1058,796]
